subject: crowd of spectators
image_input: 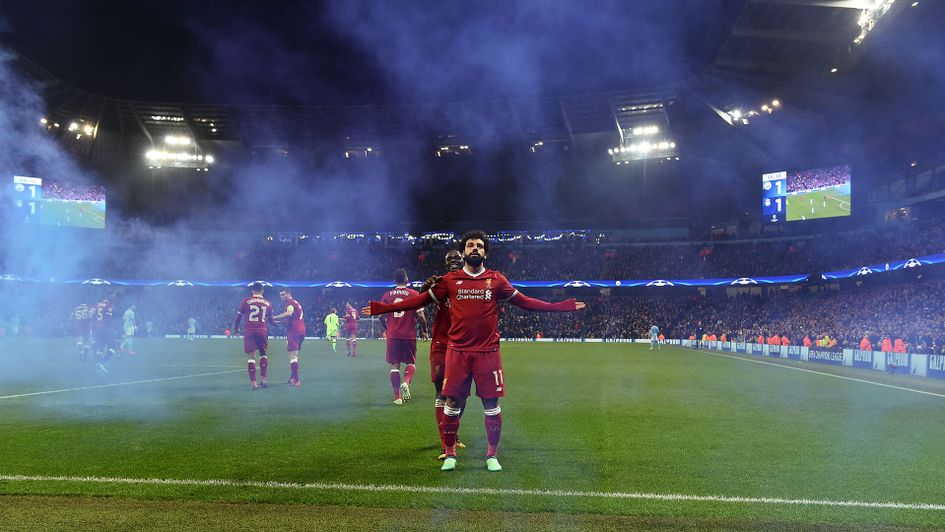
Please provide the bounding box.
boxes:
[6,274,943,355]
[786,166,850,193]
[496,280,945,354]
[41,180,106,202]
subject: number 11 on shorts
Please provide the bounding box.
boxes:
[492,369,504,386]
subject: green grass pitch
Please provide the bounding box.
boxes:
[40,200,106,228]
[2,338,945,529]
[786,190,851,222]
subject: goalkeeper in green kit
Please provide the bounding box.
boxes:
[324,308,340,351]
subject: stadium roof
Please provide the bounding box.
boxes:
[5,1,908,149]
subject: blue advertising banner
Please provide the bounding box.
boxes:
[928,355,945,380]
[750,343,765,356]
[885,352,910,375]
[768,345,781,358]
[735,342,747,353]
[786,345,802,360]
[852,350,874,369]
[807,349,844,365]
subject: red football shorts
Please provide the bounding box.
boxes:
[442,348,505,399]
[386,338,417,365]
[429,342,447,384]
[243,330,269,355]
[287,329,305,352]
[345,325,358,337]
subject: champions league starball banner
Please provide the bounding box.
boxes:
[822,252,945,280]
[2,250,944,288]
[5,275,813,288]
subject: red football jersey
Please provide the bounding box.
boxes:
[430,268,518,351]
[283,297,306,333]
[235,296,274,332]
[380,287,420,339]
[430,299,451,349]
[92,300,114,330]
[344,307,359,328]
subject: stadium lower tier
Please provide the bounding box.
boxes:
[5,274,944,355]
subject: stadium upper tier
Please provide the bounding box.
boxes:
[12,220,941,283]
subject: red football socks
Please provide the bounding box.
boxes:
[484,406,502,457]
[390,369,401,399]
[441,405,462,455]
[434,399,446,446]
[404,364,415,384]
[247,359,256,383]
[259,356,268,381]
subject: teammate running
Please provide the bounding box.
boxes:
[72,302,93,360]
[344,303,359,357]
[273,288,306,387]
[93,298,116,373]
[379,269,427,405]
[364,231,585,472]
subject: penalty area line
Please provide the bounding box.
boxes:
[0,369,244,400]
[691,349,945,399]
[0,474,944,511]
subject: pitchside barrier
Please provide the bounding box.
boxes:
[679,339,945,380]
[162,335,945,381]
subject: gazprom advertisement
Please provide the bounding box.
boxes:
[852,350,874,369]
[786,345,802,360]
[928,355,945,380]
[886,352,910,375]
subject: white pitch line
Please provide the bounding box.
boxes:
[694,349,945,399]
[0,369,243,400]
[0,474,943,511]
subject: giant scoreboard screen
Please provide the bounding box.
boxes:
[762,164,851,223]
[13,175,106,229]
